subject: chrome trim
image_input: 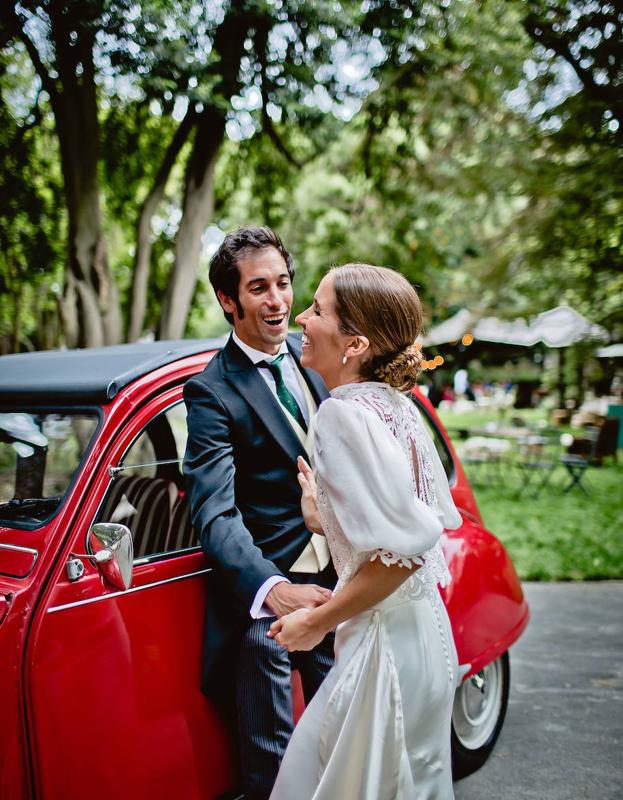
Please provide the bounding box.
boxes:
[0,542,39,577]
[47,567,211,613]
[107,399,186,478]
[0,543,39,556]
[109,458,181,477]
[133,545,201,566]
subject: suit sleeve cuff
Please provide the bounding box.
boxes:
[250,575,291,619]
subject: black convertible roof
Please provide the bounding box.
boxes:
[0,338,227,405]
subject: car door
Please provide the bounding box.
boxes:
[24,386,237,800]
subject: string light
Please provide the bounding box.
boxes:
[421,354,447,370]
[461,333,474,346]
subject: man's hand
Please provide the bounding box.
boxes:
[267,608,326,652]
[297,456,324,534]
[265,581,332,618]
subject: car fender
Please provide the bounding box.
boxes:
[441,520,529,677]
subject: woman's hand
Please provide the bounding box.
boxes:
[297,456,324,534]
[268,608,326,652]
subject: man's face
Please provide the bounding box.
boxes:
[218,246,293,355]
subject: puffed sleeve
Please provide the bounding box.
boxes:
[314,398,443,566]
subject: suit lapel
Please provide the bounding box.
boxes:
[221,336,308,462]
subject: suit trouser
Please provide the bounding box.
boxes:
[235,570,335,800]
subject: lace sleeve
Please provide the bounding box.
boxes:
[370,549,425,569]
[314,398,443,560]
[322,383,454,591]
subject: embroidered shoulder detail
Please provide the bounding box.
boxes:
[370,549,425,569]
[331,383,439,515]
[320,382,451,593]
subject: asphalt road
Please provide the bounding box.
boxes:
[454,582,623,800]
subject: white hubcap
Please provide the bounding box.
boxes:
[452,658,503,750]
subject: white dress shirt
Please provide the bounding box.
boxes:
[231,332,306,618]
[233,332,310,426]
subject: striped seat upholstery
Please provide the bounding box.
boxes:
[166,492,196,552]
[98,475,194,558]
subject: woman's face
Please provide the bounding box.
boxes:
[295,273,350,388]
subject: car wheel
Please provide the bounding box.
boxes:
[451,651,510,780]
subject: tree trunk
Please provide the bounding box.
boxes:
[157,3,253,340]
[35,281,58,351]
[6,253,21,353]
[50,10,120,348]
[576,358,585,407]
[158,109,225,340]
[557,347,567,408]
[127,108,197,342]
[15,3,122,348]
[12,285,20,354]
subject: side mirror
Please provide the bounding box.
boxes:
[88,522,133,591]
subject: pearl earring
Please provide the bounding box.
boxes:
[342,355,348,365]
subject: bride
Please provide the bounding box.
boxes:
[268,263,462,800]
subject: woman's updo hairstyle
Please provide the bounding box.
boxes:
[331,263,424,391]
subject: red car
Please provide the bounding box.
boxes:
[0,341,528,799]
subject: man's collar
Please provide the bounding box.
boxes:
[232,330,289,364]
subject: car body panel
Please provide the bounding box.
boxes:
[414,393,528,676]
[0,344,528,799]
[29,560,233,800]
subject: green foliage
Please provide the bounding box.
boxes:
[440,409,623,580]
[0,49,64,352]
[473,462,623,580]
[1,0,621,348]
[222,1,534,323]
[466,0,623,333]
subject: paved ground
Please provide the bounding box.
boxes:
[454,582,623,800]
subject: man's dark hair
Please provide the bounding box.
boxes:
[209,226,295,324]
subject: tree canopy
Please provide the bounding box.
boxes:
[1,0,621,353]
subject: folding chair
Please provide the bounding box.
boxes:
[515,433,559,499]
[566,417,619,465]
[461,436,511,487]
[560,427,600,495]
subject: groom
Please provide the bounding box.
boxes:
[183,226,336,800]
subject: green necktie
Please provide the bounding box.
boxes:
[263,353,307,431]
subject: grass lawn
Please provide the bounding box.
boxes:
[438,407,623,581]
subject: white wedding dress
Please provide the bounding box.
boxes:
[270,382,463,800]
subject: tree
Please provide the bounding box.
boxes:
[4,0,619,351]
[524,0,623,129]
[0,48,64,353]
[1,0,124,347]
[1,0,374,344]
[115,0,369,339]
[219,0,534,324]
[476,0,623,333]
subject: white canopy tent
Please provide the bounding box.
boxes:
[422,309,475,347]
[597,343,623,358]
[422,305,608,348]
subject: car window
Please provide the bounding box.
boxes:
[0,411,99,528]
[120,428,157,477]
[95,402,195,561]
[410,397,455,484]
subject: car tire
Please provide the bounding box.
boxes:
[451,651,510,780]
